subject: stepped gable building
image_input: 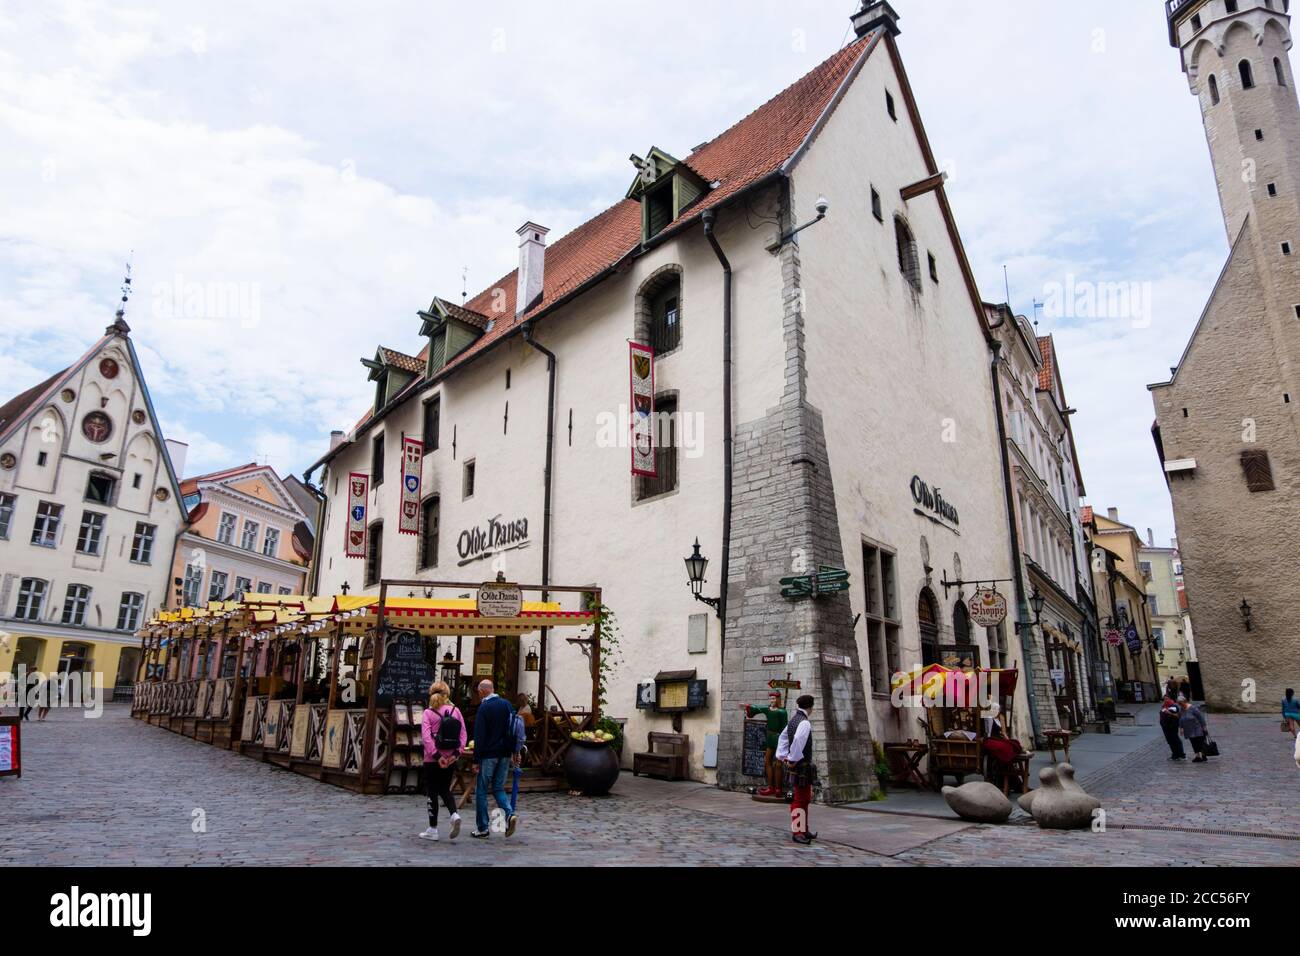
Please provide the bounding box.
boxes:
[307,2,1024,797]
[1150,0,1300,713]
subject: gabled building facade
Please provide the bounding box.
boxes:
[0,316,187,699]
[1150,0,1300,713]
[307,2,1026,797]
[1090,508,1163,703]
[171,463,314,615]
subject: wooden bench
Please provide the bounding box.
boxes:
[632,732,690,781]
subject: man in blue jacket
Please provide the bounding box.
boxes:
[470,679,520,838]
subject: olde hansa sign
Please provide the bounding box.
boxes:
[456,515,530,566]
[911,476,959,529]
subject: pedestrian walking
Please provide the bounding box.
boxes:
[1179,677,1192,702]
[418,681,466,842]
[776,694,817,846]
[1178,697,1213,763]
[1159,693,1185,760]
[1282,689,1300,739]
[469,679,520,839]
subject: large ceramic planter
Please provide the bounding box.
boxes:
[564,739,620,796]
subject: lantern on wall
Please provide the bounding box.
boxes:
[524,642,539,673]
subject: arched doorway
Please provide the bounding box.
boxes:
[918,588,940,666]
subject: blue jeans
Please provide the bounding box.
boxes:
[475,757,513,833]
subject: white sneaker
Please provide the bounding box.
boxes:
[418,827,438,842]
[448,814,461,840]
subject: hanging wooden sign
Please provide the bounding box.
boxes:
[968,588,1008,628]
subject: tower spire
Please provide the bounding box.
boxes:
[108,253,133,336]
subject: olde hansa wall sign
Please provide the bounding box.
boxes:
[456,514,530,566]
[911,475,960,530]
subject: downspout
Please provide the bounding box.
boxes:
[701,209,733,641]
[986,334,1042,741]
[521,321,557,712]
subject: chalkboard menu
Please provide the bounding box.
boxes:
[741,719,767,778]
[687,680,708,710]
[375,631,435,706]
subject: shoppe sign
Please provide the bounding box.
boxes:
[967,588,1008,628]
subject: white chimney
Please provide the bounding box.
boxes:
[165,439,189,480]
[1107,507,1119,522]
[515,222,550,316]
[330,430,345,451]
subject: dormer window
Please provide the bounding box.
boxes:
[628,148,710,243]
[362,347,425,411]
[418,298,488,377]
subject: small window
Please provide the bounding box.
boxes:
[895,217,922,292]
[132,473,142,489]
[365,521,384,586]
[1209,74,1220,105]
[928,252,938,283]
[1294,305,1300,318]
[371,432,385,487]
[0,493,14,540]
[1268,183,1278,197]
[1225,0,1238,13]
[1256,128,1264,141]
[36,451,48,467]
[886,90,897,121]
[1283,242,1293,256]
[256,582,273,594]
[420,496,440,569]
[182,564,203,607]
[506,369,511,390]
[637,396,679,501]
[1240,60,1255,90]
[278,587,292,596]
[208,571,229,602]
[62,584,91,626]
[1241,449,1276,492]
[1182,408,1189,418]
[1276,57,1287,87]
[16,578,48,621]
[463,460,476,499]
[234,576,252,596]
[1191,13,1202,30]
[649,280,681,355]
[131,522,156,563]
[86,472,116,504]
[76,510,105,556]
[423,397,441,453]
[31,501,62,548]
[117,592,144,632]
[871,187,883,222]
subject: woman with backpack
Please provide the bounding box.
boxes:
[419,681,467,842]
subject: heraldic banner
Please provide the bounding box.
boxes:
[629,342,656,478]
[345,472,369,559]
[399,437,423,536]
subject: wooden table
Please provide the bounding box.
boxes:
[1045,730,1072,764]
[884,742,929,790]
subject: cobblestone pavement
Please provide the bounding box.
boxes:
[1,706,1296,866]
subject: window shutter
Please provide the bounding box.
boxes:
[1240,449,1275,492]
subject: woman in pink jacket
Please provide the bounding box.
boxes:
[420,681,467,841]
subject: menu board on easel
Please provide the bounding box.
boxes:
[0,717,20,778]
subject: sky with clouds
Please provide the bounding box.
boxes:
[0,0,1277,544]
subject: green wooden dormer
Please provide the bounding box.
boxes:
[417,297,488,378]
[362,347,426,411]
[627,147,711,243]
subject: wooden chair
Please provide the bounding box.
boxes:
[632,732,690,781]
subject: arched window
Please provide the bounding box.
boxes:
[895,217,922,292]
[635,266,683,356]
[953,600,972,646]
[1276,57,1287,87]
[918,588,940,666]
[1240,59,1255,89]
[1208,74,1220,105]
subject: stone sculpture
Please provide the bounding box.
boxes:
[1021,765,1100,830]
[942,781,1013,824]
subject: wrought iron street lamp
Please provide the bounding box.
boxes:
[683,538,722,618]
[1029,588,1047,621]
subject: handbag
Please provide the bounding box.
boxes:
[1203,738,1220,757]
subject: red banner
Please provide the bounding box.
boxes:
[399,437,423,536]
[345,472,369,559]
[630,342,656,478]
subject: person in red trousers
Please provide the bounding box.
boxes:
[776,694,817,846]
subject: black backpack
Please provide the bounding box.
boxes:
[434,706,462,751]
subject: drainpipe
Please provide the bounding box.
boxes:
[985,334,1042,742]
[521,321,557,709]
[701,209,733,641]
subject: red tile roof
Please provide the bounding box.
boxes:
[1081,506,1094,525]
[0,367,69,435]
[1037,336,1056,392]
[377,347,426,376]
[180,462,262,497]
[423,32,879,380]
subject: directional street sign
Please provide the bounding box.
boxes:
[780,568,850,600]
[768,678,801,691]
